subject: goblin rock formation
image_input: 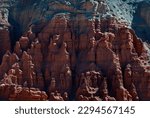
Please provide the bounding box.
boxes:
[0,0,150,101]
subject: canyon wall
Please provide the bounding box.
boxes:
[0,0,150,101]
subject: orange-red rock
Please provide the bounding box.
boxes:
[0,10,150,101]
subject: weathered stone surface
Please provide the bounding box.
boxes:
[0,8,11,62]
[0,0,150,101]
[0,84,47,101]
[0,29,11,62]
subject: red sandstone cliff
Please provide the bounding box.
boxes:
[0,0,150,101]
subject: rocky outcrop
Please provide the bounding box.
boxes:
[0,84,47,101]
[0,8,11,62]
[0,0,150,101]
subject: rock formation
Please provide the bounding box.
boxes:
[0,84,47,101]
[0,0,150,101]
[0,8,11,62]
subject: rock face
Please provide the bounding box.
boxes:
[0,8,11,62]
[0,84,47,101]
[140,2,150,27]
[0,0,150,101]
